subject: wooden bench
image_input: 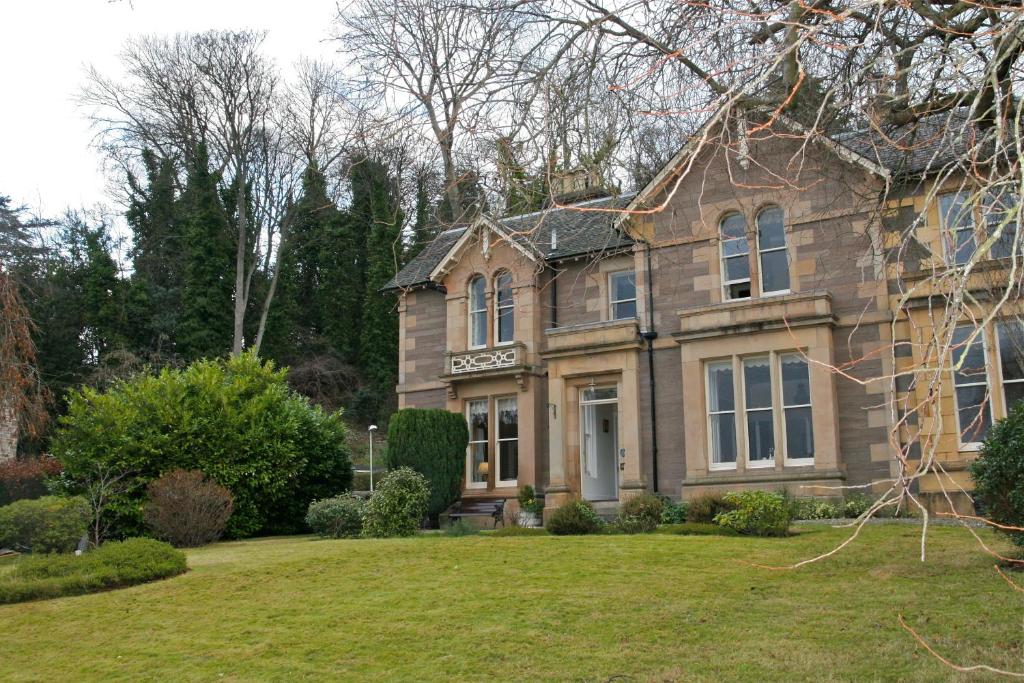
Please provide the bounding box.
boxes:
[448,499,506,528]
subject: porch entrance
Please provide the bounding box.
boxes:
[580,386,618,501]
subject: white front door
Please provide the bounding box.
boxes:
[580,386,619,501]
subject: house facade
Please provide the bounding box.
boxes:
[385,113,1021,518]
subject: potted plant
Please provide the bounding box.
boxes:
[517,485,543,527]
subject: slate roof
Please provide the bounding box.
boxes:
[833,110,983,175]
[383,194,635,291]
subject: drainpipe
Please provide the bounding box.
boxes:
[640,240,659,493]
[549,266,558,329]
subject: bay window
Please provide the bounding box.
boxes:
[950,325,992,445]
[467,399,489,488]
[705,352,815,469]
[997,321,1024,412]
[496,397,518,485]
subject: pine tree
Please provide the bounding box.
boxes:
[177,144,234,360]
[356,159,403,419]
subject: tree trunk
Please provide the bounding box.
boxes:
[232,162,248,356]
[0,401,17,461]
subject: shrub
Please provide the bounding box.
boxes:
[713,491,792,537]
[306,495,365,539]
[0,496,89,553]
[971,402,1024,547]
[614,493,664,534]
[0,538,186,604]
[794,499,842,520]
[842,494,874,519]
[655,522,740,537]
[385,409,468,523]
[0,457,63,506]
[51,353,353,539]
[660,497,688,525]
[362,467,430,538]
[144,470,233,547]
[686,493,731,523]
[444,518,479,537]
[485,526,549,537]
[546,500,604,536]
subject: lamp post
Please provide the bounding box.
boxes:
[368,425,378,492]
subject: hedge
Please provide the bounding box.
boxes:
[0,538,187,604]
[385,409,468,522]
[0,496,90,554]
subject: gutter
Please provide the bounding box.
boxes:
[641,240,659,494]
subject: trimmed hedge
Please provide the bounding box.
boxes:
[0,496,89,554]
[385,409,468,522]
[615,493,664,534]
[714,491,792,537]
[52,353,353,539]
[0,538,187,604]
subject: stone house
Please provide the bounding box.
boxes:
[384,112,1021,517]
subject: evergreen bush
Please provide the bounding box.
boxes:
[385,409,468,522]
[362,467,430,538]
[0,496,89,554]
[51,353,353,539]
[713,491,792,537]
[546,500,604,535]
[971,402,1024,548]
[615,493,664,534]
[306,495,366,539]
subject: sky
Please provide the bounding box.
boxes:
[0,0,340,219]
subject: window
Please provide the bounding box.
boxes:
[780,354,814,462]
[743,357,774,466]
[707,361,737,467]
[983,188,1019,260]
[467,399,489,487]
[469,276,487,348]
[940,192,977,266]
[951,326,993,445]
[756,206,790,294]
[706,353,815,469]
[997,321,1024,412]
[720,213,751,299]
[609,271,637,320]
[495,272,514,344]
[496,397,518,485]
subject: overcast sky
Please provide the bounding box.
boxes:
[1,0,339,218]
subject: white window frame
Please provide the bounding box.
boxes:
[468,276,487,350]
[741,355,776,468]
[950,326,993,451]
[939,192,977,267]
[755,206,791,297]
[983,188,1019,261]
[779,353,815,466]
[706,359,738,471]
[995,320,1024,417]
[495,396,518,487]
[608,270,637,321]
[493,272,515,346]
[466,399,489,489]
[719,213,752,301]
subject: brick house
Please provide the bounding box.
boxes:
[384,112,1021,517]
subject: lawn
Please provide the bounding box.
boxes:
[0,524,1019,681]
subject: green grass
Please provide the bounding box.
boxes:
[0,525,1019,681]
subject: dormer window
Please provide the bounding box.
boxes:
[495,272,514,344]
[720,212,751,300]
[469,275,487,348]
[609,271,637,320]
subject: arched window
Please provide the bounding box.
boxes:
[756,206,790,294]
[494,272,514,344]
[469,275,487,348]
[720,212,751,300]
